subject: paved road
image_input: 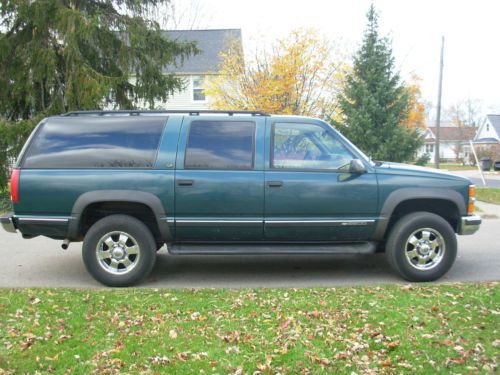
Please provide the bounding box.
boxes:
[450,169,500,188]
[468,177,500,188]
[0,218,499,288]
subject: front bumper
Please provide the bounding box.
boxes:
[0,212,17,233]
[458,214,481,235]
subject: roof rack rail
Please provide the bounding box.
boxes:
[62,110,269,117]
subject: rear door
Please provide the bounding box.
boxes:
[174,117,265,242]
[264,119,378,241]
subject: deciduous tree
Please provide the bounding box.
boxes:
[403,74,426,131]
[205,29,346,119]
[446,98,483,128]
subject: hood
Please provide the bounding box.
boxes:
[374,162,470,182]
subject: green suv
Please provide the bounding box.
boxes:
[1,110,481,286]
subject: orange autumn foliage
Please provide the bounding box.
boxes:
[403,74,426,130]
[205,29,347,119]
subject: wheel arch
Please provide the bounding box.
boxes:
[67,190,172,242]
[373,188,466,241]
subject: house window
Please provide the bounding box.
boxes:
[192,75,206,101]
[425,144,434,153]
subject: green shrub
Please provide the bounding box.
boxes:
[414,152,431,166]
[0,188,11,214]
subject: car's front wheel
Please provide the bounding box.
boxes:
[82,215,156,287]
[385,212,457,282]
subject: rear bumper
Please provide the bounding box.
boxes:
[0,212,17,233]
[458,214,481,235]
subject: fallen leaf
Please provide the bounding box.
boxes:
[30,297,42,305]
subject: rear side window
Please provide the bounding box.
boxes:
[185,121,255,170]
[22,117,166,168]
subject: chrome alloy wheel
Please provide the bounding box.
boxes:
[405,228,446,270]
[96,231,140,275]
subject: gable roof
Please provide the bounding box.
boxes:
[426,126,476,142]
[474,114,500,142]
[486,114,500,136]
[162,29,242,74]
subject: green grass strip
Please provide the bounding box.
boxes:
[0,283,498,374]
[476,188,500,205]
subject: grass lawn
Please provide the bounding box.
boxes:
[425,163,476,171]
[476,188,500,205]
[0,284,498,374]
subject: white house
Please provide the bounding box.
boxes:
[417,123,476,162]
[474,114,500,145]
[471,114,500,162]
[159,29,242,110]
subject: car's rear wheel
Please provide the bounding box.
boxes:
[385,212,457,281]
[82,215,156,287]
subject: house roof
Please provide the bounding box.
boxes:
[426,126,476,142]
[474,137,499,144]
[161,29,242,74]
[474,114,500,142]
[486,114,500,135]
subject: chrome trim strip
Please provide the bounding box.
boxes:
[17,217,71,223]
[265,219,376,227]
[170,218,376,227]
[175,219,263,227]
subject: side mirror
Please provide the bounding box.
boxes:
[349,159,366,174]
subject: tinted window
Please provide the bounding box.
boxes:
[23,117,165,168]
[185,121,255,170]
[272,122,354,170]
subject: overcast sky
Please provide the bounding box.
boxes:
[192,0,500,117]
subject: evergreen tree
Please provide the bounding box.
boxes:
[335,5,422,162]
[0,0,198,120]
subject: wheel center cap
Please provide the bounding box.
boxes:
[417,242,431,255]
[112,246,125,259]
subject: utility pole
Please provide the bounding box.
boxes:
[435,36,444,169]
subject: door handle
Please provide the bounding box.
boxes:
[177,179,194,186]
[267,181,283,188]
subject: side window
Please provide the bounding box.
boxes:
[272,122,354,170]
[192,75,206,101]
[22,117,165,168]
[185,121,255,170]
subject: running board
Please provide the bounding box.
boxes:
[168,242,376,255]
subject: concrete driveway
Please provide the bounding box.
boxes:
[0,217,498,288]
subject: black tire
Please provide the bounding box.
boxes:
[82,215,156,287]
[385,212,457,282]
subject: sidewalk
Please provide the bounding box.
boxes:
[475,201,500,219]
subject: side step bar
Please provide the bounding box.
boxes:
[169,242,376,255]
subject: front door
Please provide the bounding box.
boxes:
[174,117,265,242]
[264,120,378,241]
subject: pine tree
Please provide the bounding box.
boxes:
[0,0,198,120]
[335,5,422,162]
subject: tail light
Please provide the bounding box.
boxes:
[10,169,20,204]
[467,185,476,215]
